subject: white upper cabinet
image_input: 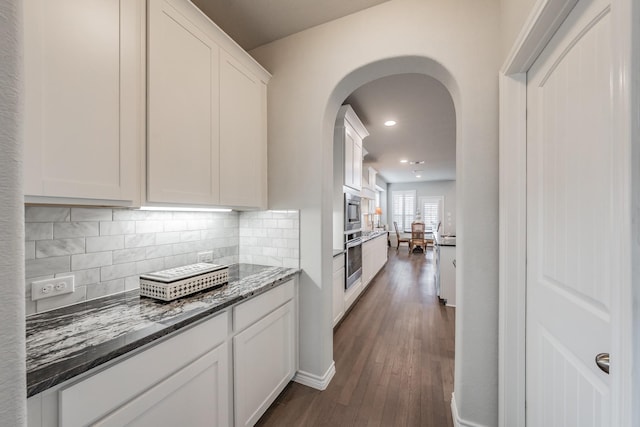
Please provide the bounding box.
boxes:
[219,51,268,209]
[147,0,220,205]
[23,0,145,205]
[335,105,368,191]
[146,0,270,209]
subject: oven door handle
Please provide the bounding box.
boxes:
[346,238,362,248]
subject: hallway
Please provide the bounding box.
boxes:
[257,248,455,426]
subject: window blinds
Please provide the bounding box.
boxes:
[392,190,416,232]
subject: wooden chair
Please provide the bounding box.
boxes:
[410,222,427,253]
[393,221,410,252]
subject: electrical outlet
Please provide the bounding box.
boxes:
[197,251,214,263]
[31,276,75,301]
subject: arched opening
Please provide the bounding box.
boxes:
[321,54,460,406]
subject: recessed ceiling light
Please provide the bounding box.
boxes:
[384,120,397,127]
[416,175,422,178]
[400,159,408,163]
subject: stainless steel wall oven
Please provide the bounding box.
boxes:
[345,230,362,289]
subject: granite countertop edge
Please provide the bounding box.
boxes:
[26,264,300,397]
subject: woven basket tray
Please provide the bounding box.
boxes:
[139,263,229,301]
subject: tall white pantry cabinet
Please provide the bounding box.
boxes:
[23,0,270,210]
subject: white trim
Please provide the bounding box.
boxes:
[501,0,578,74]
[498,72,527,427]
[451,393,490,427]
[499,0,637,426]
[292,362,336,391]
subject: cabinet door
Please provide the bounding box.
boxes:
[23,0,143,203]
[343,126,356,189]
[333,258,345,327]
[147,0,220,205]
[353,135,363,190]
[234,300,295,427]
[362,240,373,286]
[219,51,267,208]
[94,343,229,427]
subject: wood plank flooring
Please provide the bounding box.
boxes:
[256,248,455,427]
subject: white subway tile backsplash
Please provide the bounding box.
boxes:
[156,231,181,245]
[71,208,112,222]
[36,238,85,258]
[163,220,188,232]
[238,210,300,269]
[72,251,112,270]
[86,235,124,253]
[125,276,139,291]
[54,222,99,239]
[145,244,173,259]
[57,268,100,287]
[25,207,298,314]
[136,258,165,275]
[180,231,201,242]
[25,223,53,241]
[124,233,156,248]
[99,221,135,236]
[135,220,164,234]
[25,206,70,222]
[26,256,70,279]
[101,262,137,282]
[113,248,147,264]
[25,241,36,260]
[87,279,124,300]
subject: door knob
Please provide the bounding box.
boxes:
[595,353,610,374]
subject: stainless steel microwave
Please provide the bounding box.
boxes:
[344,192,361,231]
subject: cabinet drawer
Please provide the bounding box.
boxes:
[59,312,227,427]
[234,280,294,332]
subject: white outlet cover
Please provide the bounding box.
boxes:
[31,276,75,301]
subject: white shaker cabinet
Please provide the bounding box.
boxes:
[23,0,145,205]
[332,253,345,327]
[219,51,268,209]
[146,0,270,209]
[335,105,368,191]
[233,280,296,427]
[146,0,221,205]
[54,313,229,427]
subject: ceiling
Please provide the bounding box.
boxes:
[192,1,457,185]
[344,74,456,184]
[191,0,390,51]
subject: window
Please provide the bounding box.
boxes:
[392,190,416,232]
[420,196,443,232]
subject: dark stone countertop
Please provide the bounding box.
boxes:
[26,263,299,397]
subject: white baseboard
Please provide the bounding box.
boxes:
[293,361,336,391]
[451,393,491,427]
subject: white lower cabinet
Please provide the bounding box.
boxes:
[92,344,228,427]
[233,301,295,427]
[27,280,298,427]
[332,254,345,327]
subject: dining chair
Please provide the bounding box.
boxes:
[393,221,411,252]
[410,222,427,253]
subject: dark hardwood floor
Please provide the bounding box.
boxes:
[256,247,456,427]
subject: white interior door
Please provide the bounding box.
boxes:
[526,0,615,425]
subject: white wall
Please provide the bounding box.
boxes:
[388,180,456,235]
[499,0,538,59]
[251,0,501,425]
[0,0,26,425]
